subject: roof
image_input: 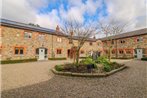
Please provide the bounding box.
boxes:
[0,18,65,36]
[99,28,147,41]
[0,18,96,42]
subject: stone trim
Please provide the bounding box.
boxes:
[51,65,127,77]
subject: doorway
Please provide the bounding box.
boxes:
[39,48,45,60]
[136,49,143,59]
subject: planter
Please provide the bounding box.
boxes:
[51,65,127,77]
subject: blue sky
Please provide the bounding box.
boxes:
[38,0,108,22]
[2,0,146,34]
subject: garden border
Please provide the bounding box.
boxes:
[51,65,128,77]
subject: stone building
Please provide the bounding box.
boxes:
[0,19,102,61]
[100,28,147,59]
[0,19,146,61]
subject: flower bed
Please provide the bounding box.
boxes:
[52,57,127,77]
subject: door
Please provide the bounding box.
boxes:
[39,48,45,60]
[137,49,143,59]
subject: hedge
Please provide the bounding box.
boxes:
[111,57,134,59]
[48,58,66,60]
[141,57,147,61]
[1,58,37,64]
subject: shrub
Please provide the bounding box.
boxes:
[55,65,64,71]
[80,58,95,65]
[80,58,97,69]
[141,57,147,61]
[49,58,66,60]
[1,58,37,64]
[97,56,109,64]
[104,64,111,72]
[96,56,112,72]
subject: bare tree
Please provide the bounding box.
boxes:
[61,20,99,64]
[98,19,127,61]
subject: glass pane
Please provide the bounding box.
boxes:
[15,48,19,54]
[20,49,24,54]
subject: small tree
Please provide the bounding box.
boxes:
[61,20,98,64]
[98,20,127,61]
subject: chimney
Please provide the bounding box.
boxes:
[56,25,60,32]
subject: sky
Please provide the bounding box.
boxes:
[1,0,147,37]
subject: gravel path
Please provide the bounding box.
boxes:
[1,60,72,91]
[1,60,147,98]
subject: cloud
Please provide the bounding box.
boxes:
[105,0,146,30]
[1,0,146,32]
[36,9,60,29]
[60,0,102,23]
[2,0,37,23]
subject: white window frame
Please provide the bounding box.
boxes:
[57,37,62,42]
[24,32,32,39]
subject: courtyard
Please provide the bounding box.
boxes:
[1,59,147,98]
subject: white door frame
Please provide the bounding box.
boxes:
[39,48,45,60]
[136,48,143,59]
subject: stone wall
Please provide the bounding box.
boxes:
[1,26,102,60]
[102,34,147,58]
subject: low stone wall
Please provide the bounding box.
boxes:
[51,65,127,77]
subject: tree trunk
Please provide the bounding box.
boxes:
[108,47,111,62]
[75,48,80,65]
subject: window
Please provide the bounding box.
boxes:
[80,50,84,54]
[112,50,115,54]
[57,37,62,42]
[14,47,24,55]
[38,34,45,40]
[137,37,143,42]
[119,50,124,54]
[24,32,32,38]
[57,49,62,54]
[111,40,114,44]
[69,40,73,44]
[105,50,108,54]
[89,42,93,46]
[120,40,125,43]
[126,50,131,54]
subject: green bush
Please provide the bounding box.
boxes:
[1,58,37,64]
[141,57,147,61]
[80,58,97,69]
[104,64,111,72]
[55,65,64,71]
[97,56,109,64]
[49,58,66,60]
[80,58,95,65]
[96,56,112,72]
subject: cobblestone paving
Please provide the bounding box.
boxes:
[2,60,147,98]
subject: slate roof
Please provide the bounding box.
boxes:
[0,18,65,36]
[0,18,96,41]
[99,28,147,41]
